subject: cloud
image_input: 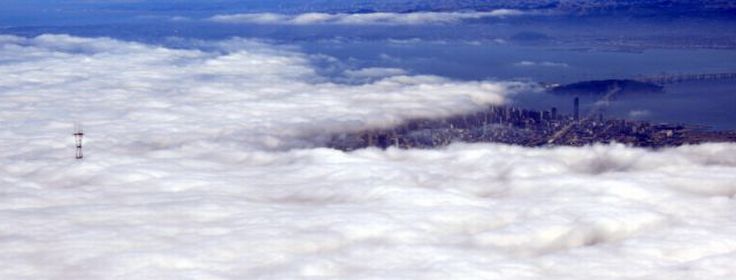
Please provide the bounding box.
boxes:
[344,67,408,79]
[1,35,736,279]
[0,34,517,152]
[514,60,570,67]
[168,16,190,22]
[209,10,530,26]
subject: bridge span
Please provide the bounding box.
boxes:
[635,72,736,85]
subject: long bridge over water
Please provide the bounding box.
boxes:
[635,72,736,85]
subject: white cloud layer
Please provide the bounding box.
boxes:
[1,35,736,279]
[0,34,515,152]
[343,67,408,79]
[209,10,528,25]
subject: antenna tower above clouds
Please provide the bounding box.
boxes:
[74,123,84,160]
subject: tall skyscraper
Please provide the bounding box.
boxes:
[574,97,580,121]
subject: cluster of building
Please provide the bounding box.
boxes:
[326,98,736,151]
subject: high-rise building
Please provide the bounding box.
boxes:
[551,107,557,120]
[573,97,580,121]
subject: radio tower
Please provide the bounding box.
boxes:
[73,124,84,159]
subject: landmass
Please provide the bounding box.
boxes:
[326,102,736,151]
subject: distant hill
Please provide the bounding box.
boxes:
[549,79,664,96]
